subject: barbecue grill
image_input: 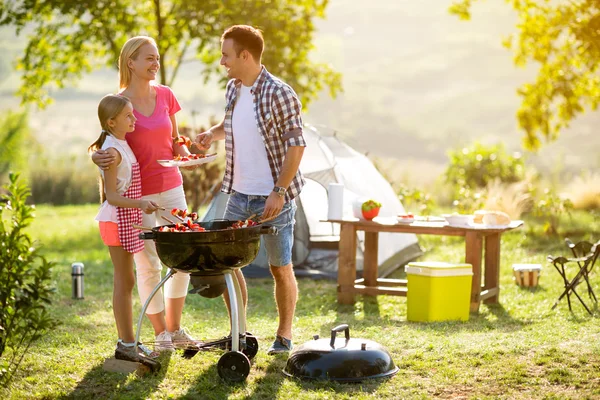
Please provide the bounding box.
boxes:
[135,219,277,382]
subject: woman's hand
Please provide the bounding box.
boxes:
[92,149,116,170]
[140,200,160,214]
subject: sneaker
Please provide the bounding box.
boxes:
[155,330,174,352]
[267,335,293,355]
[170,328,200,349]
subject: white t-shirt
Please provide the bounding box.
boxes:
[231,84,273,195]
[95,135,138,223]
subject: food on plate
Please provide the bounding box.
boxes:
[173,153,207,162]
[157,152,217,167]
[482,210,511,226]
[171,208,199,221]
[175,136,194,148]
[361,199,382,220]
[473,210,487,224]
[472,210,511,225]
[397,213,415,224]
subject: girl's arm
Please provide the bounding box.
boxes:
[103,148,156,213]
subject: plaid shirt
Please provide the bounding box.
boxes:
[221,66,306,201]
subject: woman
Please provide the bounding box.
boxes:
[92,36,196,351]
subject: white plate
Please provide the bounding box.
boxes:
[396,217,415,224]
[157,153,217,167]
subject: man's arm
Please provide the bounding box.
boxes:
[274,146,304,190]
[195,117,226,150]
[261,85,306,220]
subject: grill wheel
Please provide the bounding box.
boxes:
[217,351,251,382]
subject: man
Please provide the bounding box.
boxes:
[195,25,305,355]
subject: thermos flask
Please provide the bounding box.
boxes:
[71,262,84,299]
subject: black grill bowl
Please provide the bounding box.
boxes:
[139,220,277,274]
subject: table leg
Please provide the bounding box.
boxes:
[338,222,357,305]
[483,233,501,304]
[465,231,483,312]
[363,231,379,289]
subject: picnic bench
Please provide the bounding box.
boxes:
[326,217,524,312]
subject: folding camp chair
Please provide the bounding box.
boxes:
[565,238,599,303]
[547,240,599,316]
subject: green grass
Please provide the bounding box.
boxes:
[2,204,600,399]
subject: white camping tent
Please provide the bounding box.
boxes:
[202,125,422,278]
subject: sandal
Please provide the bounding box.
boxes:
[115,340,160,370]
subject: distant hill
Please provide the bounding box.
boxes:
[1,0,598,186]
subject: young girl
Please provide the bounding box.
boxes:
[89,94,160,367]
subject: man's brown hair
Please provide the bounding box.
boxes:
[221,25,264,61]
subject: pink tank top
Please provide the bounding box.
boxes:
[125,84,183,196]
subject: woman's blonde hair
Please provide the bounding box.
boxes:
[88,94,132,202]
[118,36,158,89]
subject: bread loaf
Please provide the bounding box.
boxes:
[482,211,511,226]
[473,210,487,224]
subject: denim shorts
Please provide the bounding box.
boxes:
[224,191,296,267]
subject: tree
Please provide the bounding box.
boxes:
[449,0,600,151]
[0,0,342,108]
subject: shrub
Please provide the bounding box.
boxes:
[0,173,59,386]
[444,141,525,213]
[482,179,533,219]
[562,172,600,210]
[29,154,99,205]
[397,185,436,216]
[531,187,574,235]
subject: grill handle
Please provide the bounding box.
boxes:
[330,323,350,348]
[259,226,278,236]
[139,232,157,240]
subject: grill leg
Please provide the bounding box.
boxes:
[231,271,246,348]
[135,268,178,354]
[224,271,239,352]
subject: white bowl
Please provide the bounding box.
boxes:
[397,216,415,224]
[442,214,473,226]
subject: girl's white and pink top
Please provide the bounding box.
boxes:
[95,135,138,223]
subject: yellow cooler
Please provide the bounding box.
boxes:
[406,262,473,322]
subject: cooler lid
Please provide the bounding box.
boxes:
[406,262,473,277]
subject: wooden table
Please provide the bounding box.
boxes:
[327,217,524,312]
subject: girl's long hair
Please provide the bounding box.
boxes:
[118,36,158,89]
[88,94,131,203]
